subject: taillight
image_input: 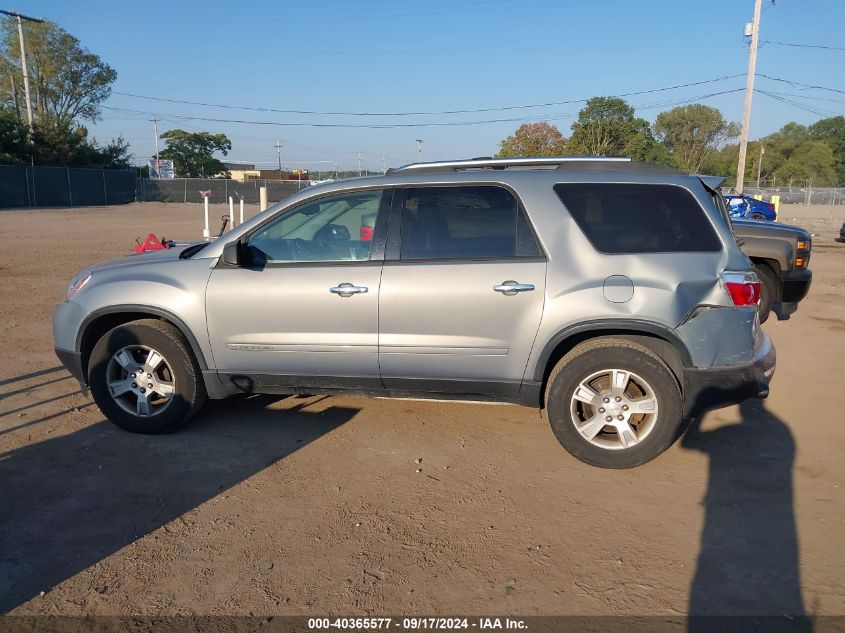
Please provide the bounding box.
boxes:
[360,225,374,241]
[721,271,761,307]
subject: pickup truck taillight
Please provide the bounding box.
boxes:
[721,271,761,307]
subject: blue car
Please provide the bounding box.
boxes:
[724,194,777,221]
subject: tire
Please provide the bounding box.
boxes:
[88,319,207,434]
[749,212,766,220]
[753,263,779,324]
[544,338,683,469]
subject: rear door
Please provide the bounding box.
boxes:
[378,185,546,397]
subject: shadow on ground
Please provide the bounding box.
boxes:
[0,390,358,614]
[683,399,811,632]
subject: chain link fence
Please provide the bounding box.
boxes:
[731,185,845,205]
[136,178,312,205]
[0,165,136,208]
[0,167,316,209]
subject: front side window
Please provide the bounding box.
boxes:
[399,186,541,260]
[247,189,384,264]
[554,183,722,254]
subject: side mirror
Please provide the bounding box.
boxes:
[222,240,241,266]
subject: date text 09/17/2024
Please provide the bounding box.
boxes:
[307,617,528,630]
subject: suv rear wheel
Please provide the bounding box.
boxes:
[545,338,683,468]
[88,319,207,434]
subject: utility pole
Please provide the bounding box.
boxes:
[736,0,763,195]
[756,144,765,188]
[357,152,362,176]
[382,156,386,174]
[416,139,423,162]
[9,74,20,118]
[150,117,160,178]
[274,140,283,178]
[0,10,45,132]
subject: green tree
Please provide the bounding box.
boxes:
[764,122,809,159]
[0,106,29,163]
[568,97,641,156]
[159,129,232,178]
[0,20,116,124]
[496,122,566,157]
[808,116,845,184]
[774,140,838,186]
[0,105,132,167]
[653,104,739,172]
[566,96,675,167]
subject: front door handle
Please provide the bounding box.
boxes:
[493,281,535,295]
[330,283,368,297]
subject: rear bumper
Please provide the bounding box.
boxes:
[55,347,86,387]
[682,331,776,418]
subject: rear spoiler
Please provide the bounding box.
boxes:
[697,175,727,193]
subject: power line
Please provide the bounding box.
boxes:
[756,73,845,95]
[110,73,745,117]
[102,88,744,130]
[754,89,845,104]
[755,89,842,118]
[761,40,845,51]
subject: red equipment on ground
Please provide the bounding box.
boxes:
[133,234,172,254]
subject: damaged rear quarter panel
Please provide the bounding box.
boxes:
[675,305,759,368]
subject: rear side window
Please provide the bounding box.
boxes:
[554,183,722,254]
[400,186,541,260]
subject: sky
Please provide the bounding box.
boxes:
[8,0,845,172]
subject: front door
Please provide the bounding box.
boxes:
[205,188,391,389]
[378,185,546,397]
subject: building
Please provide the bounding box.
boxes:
[222,162,309,182]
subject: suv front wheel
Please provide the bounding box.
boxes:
[545,338,683,468]
[88,319,207,434]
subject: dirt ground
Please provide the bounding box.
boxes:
[0,202,843,618]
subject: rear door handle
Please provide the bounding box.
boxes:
[493,281,535,294]
[330,283,368,297]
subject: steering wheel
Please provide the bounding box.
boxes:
[289,238,310,260]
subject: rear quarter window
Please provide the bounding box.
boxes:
[554,183,722,254]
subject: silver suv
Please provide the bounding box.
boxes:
[54,158,775,468]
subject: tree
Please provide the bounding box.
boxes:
[653,104,739,173]
[774,141,838,186]
[0,105,132,167]
[565,96,676,167]
[159,130,232,178]
[700,121,833,186]
[497,122,566,157]
[809,116,845,184]
[0,20,116,124]
[0,106,29,163]
[568,97,639,156]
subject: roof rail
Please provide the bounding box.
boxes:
[386,156,631,175]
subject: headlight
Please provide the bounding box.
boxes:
[66,272,91,301]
